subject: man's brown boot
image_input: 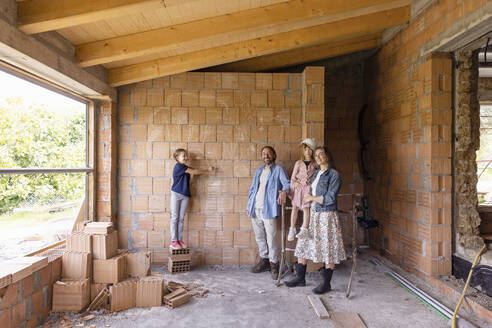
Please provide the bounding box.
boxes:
[270,261,279,280]
[250,258,270,273]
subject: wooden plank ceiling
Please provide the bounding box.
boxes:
[17,0,411,86]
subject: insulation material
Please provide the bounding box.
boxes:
[110,278,137,312]
[136,276,164,307]
[454,50,485,249]
[62,252,91,280]
[93,254,127,284]
[126,250,151,277]
[52,279,90,313]
[66,232,92,253]
[92,230,118,259]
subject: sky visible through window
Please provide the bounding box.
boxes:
[0,70,85,110]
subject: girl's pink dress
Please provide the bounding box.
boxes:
[289,160,318,209]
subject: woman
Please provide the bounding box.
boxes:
[285,146,346,294]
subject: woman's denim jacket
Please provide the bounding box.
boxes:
[311,168,341,212]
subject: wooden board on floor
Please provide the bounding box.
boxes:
[330,312,367,328]
[307,295,330,319]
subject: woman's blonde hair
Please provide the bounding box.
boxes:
[173,148,187,162]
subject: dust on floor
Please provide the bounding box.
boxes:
[46,252,450,328]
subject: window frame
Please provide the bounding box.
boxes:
[0,60,95,225]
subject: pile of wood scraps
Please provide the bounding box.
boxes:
[307,295,367,328]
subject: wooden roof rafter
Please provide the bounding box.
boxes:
[213,32,383,72]
[108,6,410,86]
[75,0,411,67]
[17,0,202,34]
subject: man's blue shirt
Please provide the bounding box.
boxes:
[246,163,290,219]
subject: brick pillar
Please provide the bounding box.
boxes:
[302,66,325,144]
[96,100,118,222]
[422,54,453,275]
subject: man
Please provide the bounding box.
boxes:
[246,146,290,280]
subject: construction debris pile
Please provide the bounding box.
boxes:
[53,222,195,313]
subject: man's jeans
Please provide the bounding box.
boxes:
[252,208,278,264]
[170,191,189,242]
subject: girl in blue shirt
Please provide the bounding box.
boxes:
[170,148,214,249]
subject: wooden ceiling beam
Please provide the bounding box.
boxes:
[76,0,411,67]
[108,6,409,86]
[17,0,199,34]
[214,33,382,72]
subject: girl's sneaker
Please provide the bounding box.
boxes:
[170,241,182,249]
[178,241,187,248]
[296,227,310,239]
[287,227,296,241]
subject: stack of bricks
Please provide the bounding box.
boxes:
[0,256,62,328]
[168,248,191,274]
[117,69,323,266]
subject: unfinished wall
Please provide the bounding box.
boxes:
[0,258,61,328]
[324,64,364,240]
[363,0,492,278]
[454,50,484,253]
[116,69,324,265]
[364,7,460,277]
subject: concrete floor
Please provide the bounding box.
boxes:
[49,251,450,328]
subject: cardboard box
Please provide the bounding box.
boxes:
[52,279,90,313]
[93,254,127,284]
[92,230,118,259]
[84,222,114,234]
[136,276,163,307]
[66,232,92,253]
[110,278,137,312]
[62,252,91,280]
[126,251,151,277]
[91,283,110,302]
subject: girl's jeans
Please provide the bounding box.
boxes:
[170,191,189,242]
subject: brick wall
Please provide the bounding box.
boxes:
[324,64,364,241]
[96,101,118,223]
[116,68,323,265]
[364,4,460,277]
[0,258,61,328]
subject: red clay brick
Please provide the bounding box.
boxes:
[0,309,11,328]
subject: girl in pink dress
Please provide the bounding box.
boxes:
[288,139,318,241]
